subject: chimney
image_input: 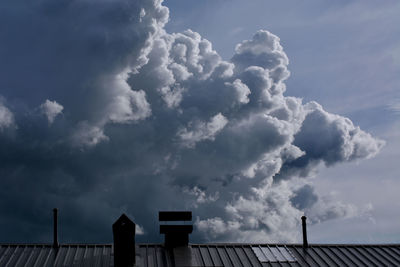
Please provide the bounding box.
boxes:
[301,215,309,249]
[159,211,193,248]
[113,214,136,267]
[53,208,59,249]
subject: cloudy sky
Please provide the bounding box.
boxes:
[0,0,399,244]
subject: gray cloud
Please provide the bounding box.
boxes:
[0,0,384,243]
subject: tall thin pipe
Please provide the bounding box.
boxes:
[301,216,308,248]
[53,208,59,249]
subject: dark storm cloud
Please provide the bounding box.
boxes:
[276,102,384,181]
[0,0,384,243]
[290,184,318,210]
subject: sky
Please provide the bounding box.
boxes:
[0,0,399,244]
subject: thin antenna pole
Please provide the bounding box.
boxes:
[301,216,308,249]
[53,208,59,249]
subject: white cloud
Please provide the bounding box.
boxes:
[72,122,109,147]
[183,186,219,206]
[196,217,241,239]
[178,113,228,148]
[0,101,14,130]
[225,79,251,104]
[136,224,145,235]
[388,99,400,114]
[107,88,151,124]
[40,99,64,124]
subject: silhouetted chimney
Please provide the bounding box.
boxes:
[53,208,59,249]
[301,215,309,249]
[159,211,193,247]
[113,214,136,267]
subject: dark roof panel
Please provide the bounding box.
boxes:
[1,243,400,266]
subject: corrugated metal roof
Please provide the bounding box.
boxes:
[0,244,113,267]
[1,243,400,266]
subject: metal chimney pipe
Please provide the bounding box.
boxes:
[53,208,59,249]
[301,216,308,249]
[159,211,193,248]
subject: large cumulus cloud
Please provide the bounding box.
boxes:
[0,0,384,243]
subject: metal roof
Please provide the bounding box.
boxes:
[1,243,400,266]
